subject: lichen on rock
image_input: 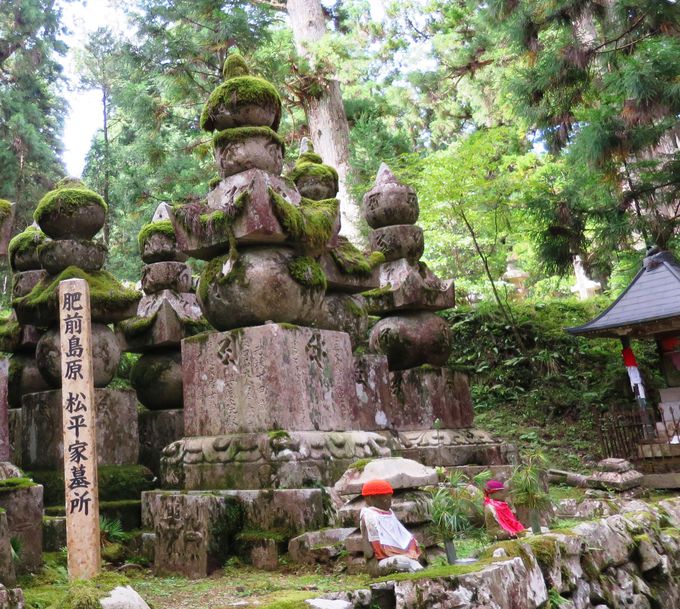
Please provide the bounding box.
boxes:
[288,256,328,290]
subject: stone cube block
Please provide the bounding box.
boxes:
[0,484,43,573]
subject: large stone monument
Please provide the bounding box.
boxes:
[117,202,210,473]
[143,53,509,577]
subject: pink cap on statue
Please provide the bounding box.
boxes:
[485,479,505,493]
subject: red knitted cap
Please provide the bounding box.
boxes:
[361,479,394,496]
[485,479,505,493]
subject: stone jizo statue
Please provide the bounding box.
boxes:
[359,479,423,575]
[483,479,526,540]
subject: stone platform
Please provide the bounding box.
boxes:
[142,488,326,578]
[21,388,139,469]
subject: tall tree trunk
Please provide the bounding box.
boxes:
[286,0,363,244]
[102,88,110,246]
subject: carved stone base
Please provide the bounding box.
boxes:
[0,483,43,574]
[21,389,139,469]
[0,511,15,586]
[142,488,325,578]
[182,326,362,436]
[160,431,393,490]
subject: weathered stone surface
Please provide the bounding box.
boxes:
[0,510,15,586]
[8,354,50,408]
[7,411,20,466]
[319,253,380,294]
[131,351,183,410]
[117,292,205,352]
[141,232,177,264]
[214,133,283,178]
[42,516,66,552]
[206,101,279,133]
[197,248,325,331]
[143,488,325,577]
[335,458,437,496]
[0,465,20,483]
[0,203,15,258]
[388,367,474,430]
[160,431,392,490]
[396,428,506,467]
[338,491,432,527]
[11,271,48,300]
[588,468,644,491]
[0,585,23,609]
[353,355,392,431]
[574,515,634,572]
[182,326,358,435]
[312,294,368,350]
[37,239,106,274]
[37,202,105,240]
[36,323,121,388]
[247,538,279,570]
[556,498,619,520]
[369,312,451,370]
[288,528,356,565]
[141,262,192,294]
[365,259,455,314]
[598,458,633,473]
[100,586,151,609]
[0,484,43,573]
[21,388,139,469]
[369,225,424,263]
[138,409,184,476]
[362,164,419,229]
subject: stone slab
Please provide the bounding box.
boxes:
[21,389,139,469]
[0,511,15,586]
[141,262,192,294]
[0,485,43,573]
[588,469,644,491]
[159,431,393,490]
[641,473,680,489]
[182,326,358,436]
[43,516,67,552]
[597,458,633,473]
[388,368,473,430]
[659,387,680,402]
[337,490,432,528]
[334,457,437,496]
[352,355,393,431]
[138,409,184,476]
[659,401,680,423]
[288,528,356,565]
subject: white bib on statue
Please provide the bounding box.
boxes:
[360,507,414,550]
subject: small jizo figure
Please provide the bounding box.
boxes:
[483,479,526,540]
[359,479,423,575]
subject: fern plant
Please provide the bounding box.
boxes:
[509,450,552,534]
[99,516,128,546]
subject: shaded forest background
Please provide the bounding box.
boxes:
[2,0,680,464]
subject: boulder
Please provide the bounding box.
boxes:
[0,464,21,481]
[597,458,633,473]
[588,468,644,491]
[11,271,48,299]
[369,225,424,263]
[141,262,192,294]
[100,586,150,609]
[130,351,183,410]
[362,164,419,229]
[335,458,437,496]
[213,128,284,178]
[37,239,106,274]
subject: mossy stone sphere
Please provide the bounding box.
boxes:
[34,188,107,239]
[130,351,183,410]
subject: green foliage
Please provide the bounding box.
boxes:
[99,516,128,546]
[10,536,22,563]
[509,450,551,512]
[34,187,107,222]
[430,480,474,542]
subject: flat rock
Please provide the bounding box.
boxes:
[588,469,644,491]
[319,253,380,294]
[334,457,437,495]
[597,458,633,473]
[288,528,357,565]
[100,586,150,609]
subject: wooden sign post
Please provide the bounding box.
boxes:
[59,278,101,579]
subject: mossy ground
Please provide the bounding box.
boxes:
[33,187,107,223]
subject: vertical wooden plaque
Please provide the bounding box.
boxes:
[59,278,101,579]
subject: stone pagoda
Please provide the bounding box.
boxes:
[116,202,210,473]
[9,180,142,474]
[142,53,509,577]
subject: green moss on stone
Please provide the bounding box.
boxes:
[201,78,282,132]
[61,582,102,609]
[209,175,222,189]
[270,189,338,250]
[361,283,393,298]
[54,177,85,190]
[0,315,20,342]
[137,220,175,250]
[525,536,559,569]
[288,162,339,190]
[130,356,175,393]
[237,528,288,543]
[118,313,157,339]
[181,316,213,336]
[13,266,140,316]
[0,477,35,494]
[330,237,385,276]
[268,430,290,440]
[213,125,284,149]
[223,52,250,79]
[8,226,46,258]
[288,256,327,290]
[349,458,374,472]
[297,152,323,165]
[0,199,12,220]
[198,251,248,303]
[34,187,107,223]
